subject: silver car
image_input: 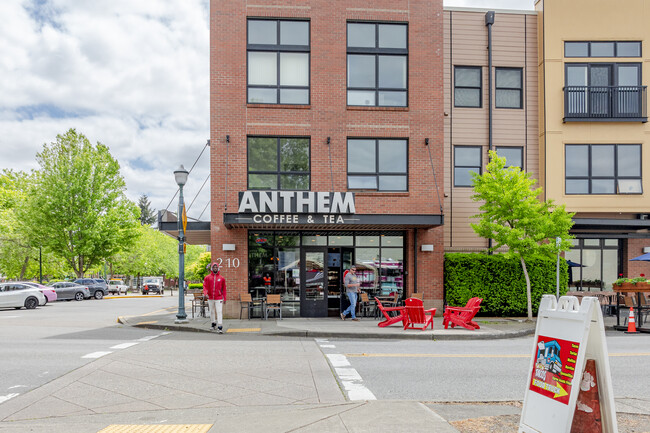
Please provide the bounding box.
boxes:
[47,282,91,301]
[0,283,46,309]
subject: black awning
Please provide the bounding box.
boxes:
[223,213,443,229]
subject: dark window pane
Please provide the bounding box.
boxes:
[248,20,277,45]
[347,90,375,106]
[280,21,309,46]
[378,140,407,173]
[496,89,521,108]
[590,66,611,86]
[348,55,376,87]
[280,138,309,172]
[249,174,277,189]
[455,67,480,86]
[378,56,407,88]
[565,145,588,176]
[496,69,521,88]
[618,145,640,176]
[616,42,641,57]
[349,176,377,189]
[496,147,522,168]
[565,42,588,57]
[248,52,277,85]
[378,175,407,191]
[591,145,614,176]
[591,42,615,57]
[455,147,481,166]
[280,89,309,104]
[378,91,406,106]
[455,88,480,107]
[378,24,406,49]
[566,179,589,194]
[348,139,376,172]
[592,179,615,193]
[280,174,309,190]
[248,88,278,104]
[454,167,476,187]
[348,23,375,48]
[249,138,277,171]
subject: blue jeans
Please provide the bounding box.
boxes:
[342,291,358,319]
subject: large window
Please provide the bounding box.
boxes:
[247,137,310,190]
[454,146,481,187]
[565,144,642,194]
[496,146,523,169]
[247,19,310,104]
[565,41,641,58]
[454,66,482,108]
[347,22,408,107]
[566,238,620,291]
[347,138,408,191]
[495,68,523,109]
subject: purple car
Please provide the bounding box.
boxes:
[22,282,58,304]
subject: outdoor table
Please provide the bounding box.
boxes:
[612,285,650,333]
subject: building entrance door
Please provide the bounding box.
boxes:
[300,247,328,317]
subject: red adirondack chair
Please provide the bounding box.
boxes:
[403,297,436,330]
[443,297,483,330]
[375,297,407,327]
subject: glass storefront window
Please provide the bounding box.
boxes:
[380,248,403,298]
[567,238,620,291]
[277,248,300,305]
[356,236,380,246]
[304,251,325,300]
[276,234,300,247]
[302,234,327,245]
[328,235,353,246]
[248,245,274,300]
[355,248,380,294]
[381,235,403,247]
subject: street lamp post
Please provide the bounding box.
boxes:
[174,165,189,323]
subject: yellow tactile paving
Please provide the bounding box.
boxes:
[226,328,261,333]
[135,320,159,325]
[98,424,212,433]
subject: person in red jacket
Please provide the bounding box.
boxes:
[203,262,227,333]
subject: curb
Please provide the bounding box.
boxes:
[105,295,164,299]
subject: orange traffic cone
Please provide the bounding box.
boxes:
[625,307,638,334]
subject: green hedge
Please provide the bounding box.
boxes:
[444,253,569,317]
[188,283,203,290]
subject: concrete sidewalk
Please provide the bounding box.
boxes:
[117,309,539,340]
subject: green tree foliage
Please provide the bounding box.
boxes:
[471,151,574,320]
[187,251,212,282]
[137,194,156,226]
[19,129,140,277]
[445,253,568,316]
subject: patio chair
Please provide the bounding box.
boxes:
[403,297,436,331]
[358,292,376,318]
[265,294,282,320]
[410,292,423,300]
[375,297,407,328]
[443,297,483,330]
[240,293,263,319]
[191,292,206,318]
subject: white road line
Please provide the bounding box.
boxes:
[326,354,350,367]
[82,351,112,359]
[326,353,376,401]
[110,342,139,349]
[0,393,20,404]
[320,344,336,348]
[7,385,26,390]
[136,332,169,342]
[315,338,329,343]
[342,381,376,401]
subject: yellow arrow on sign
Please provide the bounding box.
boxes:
[182,203,187,234]
[553,380,568,399]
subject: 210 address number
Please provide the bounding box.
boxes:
[215,258,240,268]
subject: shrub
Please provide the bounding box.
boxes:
[444,253,568,317]
[188,283,203,290]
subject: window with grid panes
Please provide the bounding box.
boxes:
[347,138,407,191]
[248,137,310,190]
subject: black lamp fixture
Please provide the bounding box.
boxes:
[327,137,331,145]
[425,138,429,146]
[226,135,230,143]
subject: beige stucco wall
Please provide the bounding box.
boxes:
[537,0,650,213]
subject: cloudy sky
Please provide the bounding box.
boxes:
[0,0,534,223]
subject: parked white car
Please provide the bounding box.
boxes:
[108,279,128,295]
[0,282,46,309]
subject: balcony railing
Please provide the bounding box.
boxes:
[564,85,647,122]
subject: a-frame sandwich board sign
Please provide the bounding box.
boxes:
[519,295,617,433]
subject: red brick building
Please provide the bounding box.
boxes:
[210,0,445,317]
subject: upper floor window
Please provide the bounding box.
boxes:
[565,144,642,194]
[496,146,523,169]
[454,146,481,187]
[454,66,482,108]
[495,68,523,109]
[248,137,310,190]
[347,138,408,191]
[347,22,408,107]
[565,41,642,58]
[247,19,310,105]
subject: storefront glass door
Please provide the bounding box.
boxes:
[300,247,328,317]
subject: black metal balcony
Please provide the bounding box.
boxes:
[564,85,647,122]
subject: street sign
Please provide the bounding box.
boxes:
[519,296,617,432]
[182,203,187,234]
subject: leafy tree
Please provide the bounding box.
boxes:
[19,129,140,278]
[137,194,156,226]
[187,251,212,282]
[471,151,574,320]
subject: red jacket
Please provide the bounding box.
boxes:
[203,271,226,301]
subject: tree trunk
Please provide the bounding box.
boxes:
[520,255,533,321]
[20,255,29,280]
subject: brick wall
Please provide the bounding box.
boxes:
[210,0,445,316]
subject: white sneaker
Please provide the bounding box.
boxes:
[218,327,223,334]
